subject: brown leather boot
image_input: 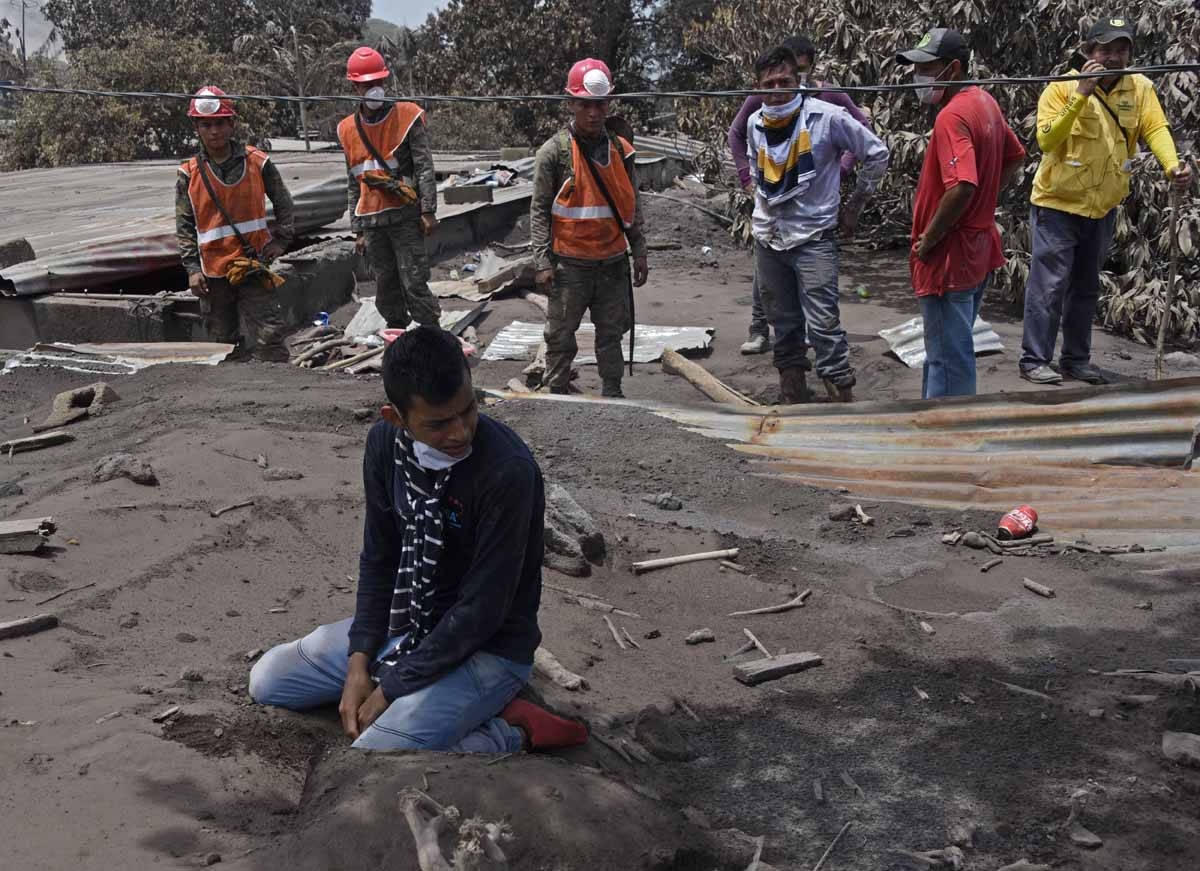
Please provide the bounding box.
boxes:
[823,378,853,403]
[778,367,810,404]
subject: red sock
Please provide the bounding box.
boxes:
[500,699,588,749]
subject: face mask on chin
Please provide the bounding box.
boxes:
[363,86,386,110]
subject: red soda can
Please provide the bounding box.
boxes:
[997,505,1038,540]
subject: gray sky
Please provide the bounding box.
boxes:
[374,0,446,27]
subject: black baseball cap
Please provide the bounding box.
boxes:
[1086,16,1135,45]
[897,28,969,65]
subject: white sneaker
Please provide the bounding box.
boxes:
[740,334,769,355]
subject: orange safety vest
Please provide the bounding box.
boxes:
[180,146,272,279]
[551,134,637,261]
[337,103,425,217]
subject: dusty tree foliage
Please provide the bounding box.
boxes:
[1,29,272,169]
[682,0,1200,344]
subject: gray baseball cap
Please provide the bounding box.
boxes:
[896,28,969,64]
[1086,15,1135,45]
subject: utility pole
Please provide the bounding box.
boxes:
[291,25,310,152]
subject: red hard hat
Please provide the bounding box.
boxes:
[347,47,389,83]
[188,86,236,119]
[565,58,614,98]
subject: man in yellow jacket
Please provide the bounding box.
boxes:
[1020,16,1192,385]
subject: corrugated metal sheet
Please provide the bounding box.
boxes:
[482,320,714,364]
[492,379,1200,549]
[879,316,1005,368]
[1,177,347,298]
[2,341,234,375]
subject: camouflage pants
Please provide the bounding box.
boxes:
[544,257,631,390]
[203,277,289,362]
[364,221,442,329]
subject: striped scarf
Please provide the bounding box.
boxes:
[753,93,817,207]
[386,430,451,651]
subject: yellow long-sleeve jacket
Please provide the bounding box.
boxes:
[1031,73,1180,219]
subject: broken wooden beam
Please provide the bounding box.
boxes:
[324,345,385,371]
[0,613,59,641]
[632,547,739,575]
[660,349,760,406]
[0,517,57,554]
[291,337,353,365]
[1022,577,1055,598]
[1,430,75,456]
[729,589,811,617]
[734,651,823,686]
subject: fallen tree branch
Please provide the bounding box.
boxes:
[661,349,759,406]
[291,337,352,365]
[812,821,854,871]
[632,548,740,575]
[729,589,811,617]
[603,615,628,650]
[742,627,773,659]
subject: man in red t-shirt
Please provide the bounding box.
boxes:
[898,29,1026,399]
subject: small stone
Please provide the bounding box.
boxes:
[245,648,263,661]
[120,615,140,629]
[655,493,684,511]
[828,504,857,521]
[262,467,304,481]
[213,727,224,738]
[92,453,158,487]
[176,633,198,644]
[78,763,90,776]
[685,628,716,645]
[1134,601,1152,611]
[180,668,204,683]
[1162,731,1200,768]
[225,610,240,618]
[643,630,661,640]
[203,853,222,866]
[1067,817,1103,849]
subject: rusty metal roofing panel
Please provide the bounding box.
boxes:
[489,379,1200,549]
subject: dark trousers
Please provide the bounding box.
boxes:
[1020,205,1117,372]
[364,221,442,329]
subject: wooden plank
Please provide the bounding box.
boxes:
[1,430,75,455]
[734,651,823,686]
[0,517,56,554]
[0,613,59,641]
[1023,577,1056,598]
[473,253,535,294]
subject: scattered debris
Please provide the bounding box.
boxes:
[956,693,975,705]
[632,547,739,575]
[151,705,182,723]
[263,467,305,481]
[813,777,824,804]
[1135,601,1153,611]
[742,628,773,659]
[919,621,935,636]
[686,628,716,646]
[399,787,513,871]
[180,668,204,682]
[621,628,641,650]
[1088,708,1106,719]
[810,822,854,871]
[0,613,59,641]
[484,320,714,365]
[1162,731,1200,767]
[210,499,255,518]
[661,348,760,406]
[840,770,866,800]
[892,845,966,869]
[719,560,747,574]
[603,615,628,651]
[947,823,977,849]
[34,581,96,606]
[729,589,811,617]
[941,530,963,545]
[980,558,1003,573]
[0,517,57,554]
[996,504,1038,541]
[95,710,122,725]
[674,697,701,722]
[533,647,588,691]
[988,677,1054,703]
[853,505,874,526]
[914,685,931,701]
[724,639,756,660]
[999,534,1053,549]
[573,597,640,619]
[829,504,858,521]
[1022,578,1055,598]
[1,430,75,456]
[734,651,823,686]
[93,453,158,487]
[1064,797,1103,849]
[592,732,634,764]
[543,484,606,577]
[36,382,120,432]
[244,648,263,662]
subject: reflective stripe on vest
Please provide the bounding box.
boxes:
[182,146,272,279]
[551,134,637,261]
[337,103,424,217]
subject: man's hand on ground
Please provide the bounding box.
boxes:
[534,268,554,294]
[419,213,439,237]
[1171,162,1193,191]
[355,234,366,256]
[338,656,375,739]
[355,686,390,734]
[260,241,285,263]
[633,256,649,287]
[188,271,209,297]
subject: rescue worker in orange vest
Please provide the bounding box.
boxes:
[337,47,441,329]
[176,86,294,361]
[530,58,649,398]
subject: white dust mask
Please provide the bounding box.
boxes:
[364,86,386,110]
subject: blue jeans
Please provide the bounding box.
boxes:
[919,275,989,399]
[248,617,529,752]
[755,236,853,385]
[1019,205,1117,372]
